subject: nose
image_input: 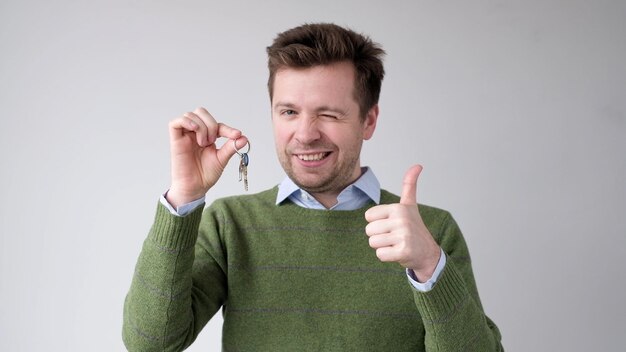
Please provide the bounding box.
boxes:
[294,116,321,144]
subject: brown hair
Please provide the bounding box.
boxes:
[266,23,385,118]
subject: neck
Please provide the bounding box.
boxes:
[309,192,339,209]
[307,167,366,209]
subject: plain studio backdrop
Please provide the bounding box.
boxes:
[1,0,625,351]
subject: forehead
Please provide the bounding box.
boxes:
[272,62,358,107]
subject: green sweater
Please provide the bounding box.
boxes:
[123,187,503,351]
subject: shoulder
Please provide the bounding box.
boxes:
[380,189,451,216]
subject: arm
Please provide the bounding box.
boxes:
[122,107,246,351]
[123,204,208,351]
[413,211,503,351]
[365,165,503,351]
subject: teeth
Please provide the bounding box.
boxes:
[298,153,327,161]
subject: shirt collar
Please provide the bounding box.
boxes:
[276,167,381,207]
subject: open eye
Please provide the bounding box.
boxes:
[282,109,297,116]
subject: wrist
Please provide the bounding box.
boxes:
[410,246,441,283]
[166,187,206,208]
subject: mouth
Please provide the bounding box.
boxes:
[295,152,331,162]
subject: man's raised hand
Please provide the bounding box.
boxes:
[167,107,247,207]
[364,165,441,282]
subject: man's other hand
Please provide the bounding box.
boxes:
[365,165,441,282]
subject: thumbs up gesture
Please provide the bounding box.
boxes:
[365,165,441,282]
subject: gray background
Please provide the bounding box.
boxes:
[1,0,625,351]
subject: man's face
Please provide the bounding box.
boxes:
[271,61,378,196]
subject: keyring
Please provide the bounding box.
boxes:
[233,138,251,156]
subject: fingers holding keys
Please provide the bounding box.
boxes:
[167,107,248,207]
[173,108,218,147]
[169,108,236,144]
[182,111,212,147]
[215,124,248,165]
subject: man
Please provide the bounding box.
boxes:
[123,23,503,351]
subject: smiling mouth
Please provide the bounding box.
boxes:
[296,152,331,161]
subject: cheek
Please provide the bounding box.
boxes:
[325,128,362,149]
[272,123,291,148]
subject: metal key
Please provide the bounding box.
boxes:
[234,139,251,192]
[238,152,249,191]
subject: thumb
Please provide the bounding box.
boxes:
[399,164,423,205]
[217,136,249,166]
[215,123,247,164]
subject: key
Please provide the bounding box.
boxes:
[233,138,251,192]
[239,152,249,191]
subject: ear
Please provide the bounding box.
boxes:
[362,104,379,140]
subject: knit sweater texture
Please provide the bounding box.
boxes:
[123,187,503,351]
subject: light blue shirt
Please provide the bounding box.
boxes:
[275,167,381,210]
[160,167,446,292]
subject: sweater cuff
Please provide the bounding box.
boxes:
[148,201,204,250]
[412,259,469,323]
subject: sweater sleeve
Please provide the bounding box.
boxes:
[122,202,227,352]
[413,211,504,351]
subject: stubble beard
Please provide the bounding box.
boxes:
[278,143,362,196]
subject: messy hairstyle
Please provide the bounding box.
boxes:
[266,23,385,118]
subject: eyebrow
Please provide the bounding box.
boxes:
[273,102,297,110]
[273,102,348,115]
